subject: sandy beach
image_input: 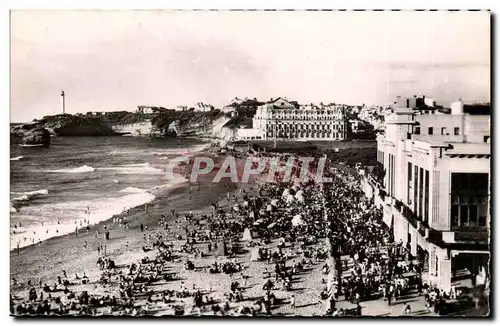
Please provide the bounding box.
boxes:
[10,148,460,317]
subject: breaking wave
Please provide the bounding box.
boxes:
[99,163,164,175]
[11,189,49,202]
[10,191,156,250]
[47,165,95,173]
[119,186,147,194]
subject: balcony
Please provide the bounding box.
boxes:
[426,228,488,246]
[453,230,489,244]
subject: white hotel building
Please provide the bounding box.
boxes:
[361,97,490,291]
[251,98,347,140]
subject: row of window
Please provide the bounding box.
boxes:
[256,116,344,121]
[269,124,344,131]
[259,109,344,115]
[387,154,395,197]
[266,132,344,138]
[450,173,489,229]
[414,126,460,136]
[407,163,430,224]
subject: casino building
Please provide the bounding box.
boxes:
[251,97,347,140]
[361,97,491,291]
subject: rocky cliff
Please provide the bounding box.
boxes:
[11,109,248,140]
[11,124,51,146]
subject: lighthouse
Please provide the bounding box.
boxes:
[61,90,65,114]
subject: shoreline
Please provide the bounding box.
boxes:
[10,142,213,253]
[10,150,246,277]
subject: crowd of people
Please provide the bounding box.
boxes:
[10,150,478,316]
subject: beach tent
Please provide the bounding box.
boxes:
[295,190,304,199]
[215,241,228,256]
[250,247,261,261]
[282,189,290,198]
[270,199,280,207]
[292,214,304,226]
[242,228,252,241]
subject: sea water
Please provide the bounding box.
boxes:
[10,136,208,250]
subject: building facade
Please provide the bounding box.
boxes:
[235,128,264,140]
[361,98,490,291]
[252,98,347,140]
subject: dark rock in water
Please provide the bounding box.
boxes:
[10,124,51,146]
[23,127,51,145]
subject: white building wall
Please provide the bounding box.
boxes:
[252,104,346,140]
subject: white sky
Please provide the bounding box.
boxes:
[10,10,490,122]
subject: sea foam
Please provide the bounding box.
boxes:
[119,186,146,193]
[99,163,164,175]
[10,191,156,250]
[47,165,95,173]
[11,189,49,202]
